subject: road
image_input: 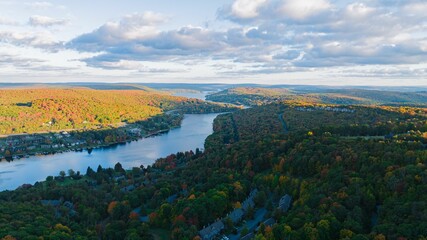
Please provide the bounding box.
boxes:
[278,113,288,133]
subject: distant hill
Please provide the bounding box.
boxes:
[3,82,426,92]
[206,87,427,106]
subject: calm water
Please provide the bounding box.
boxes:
[172,91,209,100]
[0,113,220,191]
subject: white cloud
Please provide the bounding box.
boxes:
[29,15,68,27]
[231,0,267,19]
[279,0,332,20]
[403,2,427,17]
[28,1,53,8]
[67,2,427,76]
[0,30,62,49]
[345,3,375,19]
[67,12,168,50]
[1,0,425,84]
[131,11,169,26]
[0,17,19,26]
[112,12,168,40]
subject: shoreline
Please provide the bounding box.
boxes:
[0,113,220,191]
[0,127,177,162]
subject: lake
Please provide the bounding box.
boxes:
[0,113,220,191]
[172,91,210,100]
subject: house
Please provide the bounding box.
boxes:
[128,128,141,136]
[228,208,244,223]
[61,131,71,137]
[41,200,77,217]
[241,189,257,211]
[199,220,225,240]
[278,194,292,212]
[63,201,77,216]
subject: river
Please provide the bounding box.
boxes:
[0,91,223,191]
[0,113,220,191]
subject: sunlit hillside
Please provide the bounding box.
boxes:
[0,88,228,135]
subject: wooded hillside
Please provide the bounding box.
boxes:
[0,88,230,135]
[1,101,426,239]
[206,87,427,107]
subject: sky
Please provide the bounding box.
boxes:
[0,0,427,86]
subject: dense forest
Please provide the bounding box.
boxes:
[206,87,427,107]
[0,88,235,135]
[0,99,426,240]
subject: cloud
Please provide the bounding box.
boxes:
[74,25,229,69]
[28,1,53,8]
[26,1,67,10]
[0,17,19,26]
[0,30,62,49]
[143,26,226,51]
[220,0,333,23]
[0,54,45,68]
[279,0,332,21]
[93,60,186,73]
[344,3,375,19]
[67,12,168,52]
[403,2,427,17]
[231,0,267,19]
[65,2,427,80]
[29,15,68,27]
[294,40,427,67]
[68,11,231,66]
[0,52,76,72]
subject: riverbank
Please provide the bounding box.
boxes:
[0,127,177,162]
[0,113,184,161]
[0,113,221,191]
